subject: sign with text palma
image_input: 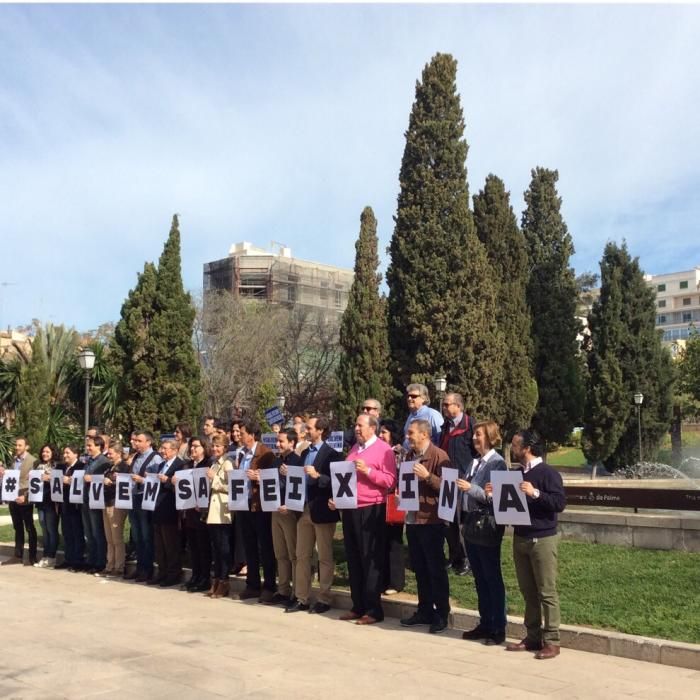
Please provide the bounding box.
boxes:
[330,461,357,509]
[175,469,196,510]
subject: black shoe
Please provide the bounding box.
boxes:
[54,562,69,570]
[454,564,472,577]
[309,602,331,614]
[184,576,198,591]
[484,631,506,646]
[147,576,164,586]
[191,580,211,593]
[159,577,180,588]
[123,570,138,580]
[462,625,489,640]
[270,593,292,606]
[400,612,431,627]
[429,619,448,634]
[284,601,310,613]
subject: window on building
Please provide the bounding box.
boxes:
[683,297,692,306]
[683,312,692,323]
[288,274,299,303]
[319,281,329,301]
[658,300,666,308]
[334,286,343,309]
[238,271,268,299]
[657,283,666,292]
[680,280,689,289]
[657,315,667,324]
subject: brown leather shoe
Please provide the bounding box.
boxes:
[339,611,361,621]
[535,643,560,659]
[505,638,543,652]
[355,615,380,626]
[212,580,230,599]
[205,578,220,597]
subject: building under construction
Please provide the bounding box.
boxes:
[203,242,354,314]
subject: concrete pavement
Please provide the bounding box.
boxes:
[0,563,698,699]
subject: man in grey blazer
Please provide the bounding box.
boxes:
[1,437,38,565]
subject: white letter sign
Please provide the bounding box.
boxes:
[437,467,459,522]
[259,468,281,512]
[1,469,20,502]
[115,473,133,510]
[28,470,44,503]
[397,461,419,511]
[141,474,160,512]
[69,470,85,504]
[175,469,196,510]
[491,471,531,526]
[330,461,357,509]
[89,475,105,510]
[228,471,250,511]
[51,470,64,503]
[283,465,306,512]
[193,467,210,509]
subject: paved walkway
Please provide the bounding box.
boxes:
[1,561,698,699]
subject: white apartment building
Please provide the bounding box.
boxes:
[647,267,700,345]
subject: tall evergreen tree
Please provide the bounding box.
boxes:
[336,206,393,427]
[112,262,159,435]
[150,215,202,432]
[584,242,673,470]
[386,53,500,419]
[522,167,583,445]
[14,331,50,451]
[582,244,628,464]
[473,174,536,438]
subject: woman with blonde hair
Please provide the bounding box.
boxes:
[206,434,234,599]
[457,420,508,646]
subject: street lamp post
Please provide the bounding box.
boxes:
[634,392,644,464]
[78,349,96,438]
[276,394,286,425]
[434,375,447,406]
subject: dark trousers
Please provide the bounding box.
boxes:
[154,521,182,581]
[406,523,450,622]
[209,524,231,580]
[186,521,211,582]
[240,510,276,591]
[129,502,154,576]
[465,541,506,633]
[383,523,406,592]
[445,511,468,567]
[342,503,386,620]
[81,506,107,569]
[38,503,60,558]
[61,505,84,566]
[9,502,37,561]
[229,516,246,568]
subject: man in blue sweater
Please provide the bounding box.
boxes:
[505,429,566,660]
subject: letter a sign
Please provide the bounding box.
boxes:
[491,471,531,526]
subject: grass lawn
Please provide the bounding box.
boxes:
[333,533,700,644]
[548,447,586,467]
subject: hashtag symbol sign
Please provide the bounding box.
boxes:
[5,476,17,491]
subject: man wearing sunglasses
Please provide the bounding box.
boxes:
[402,383,444,449]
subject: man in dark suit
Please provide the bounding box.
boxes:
[286,416,342,615]
[0,437,37,566]
[150,439,185,587]
[237,417,277,603]
[82,435,110,574]
[439,392,478,576]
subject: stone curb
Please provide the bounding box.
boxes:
[2,542,698,671]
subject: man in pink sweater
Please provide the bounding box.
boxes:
[337,413,397,625]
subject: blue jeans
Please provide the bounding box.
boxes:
[38,503,60,558]
[62,505,85,567]
[129,499,154,576]
[465,540,507,634]
[81,505,107,569]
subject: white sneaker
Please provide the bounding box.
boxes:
[47,557,56,568]
[34,558,47,568]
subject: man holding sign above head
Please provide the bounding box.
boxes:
[399,419,452,635]
[286,416,341,615]
[236,418,277,603]
[336,414,396,626]
[503,430,566,660]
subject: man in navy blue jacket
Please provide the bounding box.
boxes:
[504,429,566,660]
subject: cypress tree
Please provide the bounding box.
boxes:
[584,242,673,470]
[473,174,536,438]
[150,214,202,433]
[582,243,628,464]
[112,262,159,435]
[386,53,500,418]
[336,206,393,427]
[522,167,584,446]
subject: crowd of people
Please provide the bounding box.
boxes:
[0,383,566,660]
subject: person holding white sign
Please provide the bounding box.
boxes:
[336,414,396,625]
[34,444,62,569]
[101,442,131,578]
[206,434,235,599]
[0,436,38,567]
[503,430,566,660]
[399,419,452,635]
[59,445,86,571]
[271,429,304,607]
[82,435,110,575]
[456,421,507,646]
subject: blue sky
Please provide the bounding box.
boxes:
[2,3,700,332]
